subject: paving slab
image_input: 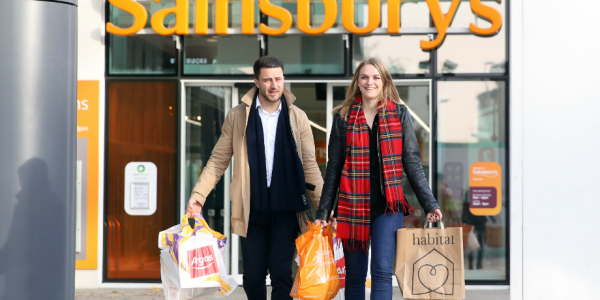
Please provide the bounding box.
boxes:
[76,287,509,300]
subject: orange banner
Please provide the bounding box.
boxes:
[76,81,100,269]
[469,162,502,216]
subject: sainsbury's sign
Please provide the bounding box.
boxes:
[107,0,502,50]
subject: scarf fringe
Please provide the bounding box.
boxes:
[385,200,413,215]
[342,238,370,254]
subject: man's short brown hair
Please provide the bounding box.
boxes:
[253,56,284,79]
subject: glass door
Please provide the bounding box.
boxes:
[180,81,237,273]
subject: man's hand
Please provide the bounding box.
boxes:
[187,197,203,216]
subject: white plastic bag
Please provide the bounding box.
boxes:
[158,214,238,299]
[332,224,346,300]
[364,246,372,300]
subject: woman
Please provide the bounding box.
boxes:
[314,58,442,300]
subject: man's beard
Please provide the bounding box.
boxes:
[260,88,281,102]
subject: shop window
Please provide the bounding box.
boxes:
[106,81,177,280]
[109,35,178,75]
[437,0,506,74]
[108,1,180,75]
[353,35,431,74]
[268,35,344,75]
[444,0,504,29]
[183,35,259,75]
[436,81,507,281]
[384,0,431,29]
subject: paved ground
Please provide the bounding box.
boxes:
[75,287,510,300]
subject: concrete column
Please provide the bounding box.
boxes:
[0,0,77,299]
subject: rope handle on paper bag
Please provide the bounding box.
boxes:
[424,220,445,230]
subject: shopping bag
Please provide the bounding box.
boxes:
[364,246,372,300]
[395,221,465,299]
[290,221,340,300]
[331,224,346,300]
[464,229,480,255]
[158,214,238,300]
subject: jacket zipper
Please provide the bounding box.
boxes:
[376,124,384,193]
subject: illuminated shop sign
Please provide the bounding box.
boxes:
[107,0,502,50]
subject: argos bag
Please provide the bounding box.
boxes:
[290,222,340,300]
[158,214,237,300]
[395,221,465,299]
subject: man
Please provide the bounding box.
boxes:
[186,56,323,300]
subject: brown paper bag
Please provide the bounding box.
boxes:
[395,221,465,299]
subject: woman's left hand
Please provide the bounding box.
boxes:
[426,209,443,223]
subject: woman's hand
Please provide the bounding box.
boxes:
[186,198,203,216]
[314,212,336,227]
[426,209,443,223]
[314,219,328,227]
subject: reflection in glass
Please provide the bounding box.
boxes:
[184,35,259,75]
[269,35,344,75]
[108,1,180,74]
[394,85,431,230]
[353,35,431,74]
[185,86,231,235]
[383,0,430,29]
[106,82,177,279]
[109,35,178,75]
[437,81,507,280]
[438,0,506,74]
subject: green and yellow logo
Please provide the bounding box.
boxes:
[137,165,145,173]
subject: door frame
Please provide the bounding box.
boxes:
[180,79,432,285]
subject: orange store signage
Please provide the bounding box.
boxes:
[469,162,502,216]
[107,0,502,50]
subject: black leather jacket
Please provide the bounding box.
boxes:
[315,103,440,220]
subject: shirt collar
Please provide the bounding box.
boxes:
[255,94,282,113]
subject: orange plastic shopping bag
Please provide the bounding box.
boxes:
[290,222,340,300]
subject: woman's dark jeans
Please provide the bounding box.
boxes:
[343,211,404,300]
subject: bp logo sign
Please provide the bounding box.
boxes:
[137,165,145,173]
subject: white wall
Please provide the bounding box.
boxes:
[511,1,600,299]
[76,0,105,289]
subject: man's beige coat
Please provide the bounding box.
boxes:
[190,87,323,237]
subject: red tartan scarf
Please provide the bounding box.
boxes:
[337,95,412,252]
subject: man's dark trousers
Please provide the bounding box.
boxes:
[240,217,298,300]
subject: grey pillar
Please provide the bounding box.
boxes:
[0,0,77,299]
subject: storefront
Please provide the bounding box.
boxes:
[76,0,509,288]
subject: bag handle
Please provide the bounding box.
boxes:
[423,220,445,230]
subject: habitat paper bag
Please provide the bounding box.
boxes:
[158,214,238,300]
[395,222,465,299]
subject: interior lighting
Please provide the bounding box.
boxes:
[404,106,430,132]
[309,120,326,133]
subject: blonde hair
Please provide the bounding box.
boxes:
[333,57,402,120]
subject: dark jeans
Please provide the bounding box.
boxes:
[240,218,298,300]
[343,212,404,300]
